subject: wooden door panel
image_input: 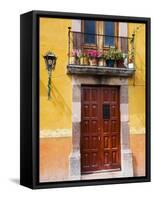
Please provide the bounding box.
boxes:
[103,88,110,102]
[104,151,110,166]
[82,152,91,169]
[110,88,118,102]
[111,151,119,164]
[91,152,99,168]
[103,136,110,149]
[91,104,98,117]
[111,120,118,132]
[91,88,98,101]
[83,136,90,149]
[110,104,118,118]
[83,88,90,101]
[91,136,99,149]
[91,120,98,134]
[101,87,120,170]
[81,86,120,173]
[111,135,118,148]
[82,120,90,135]
[81,87,101,172]
[83,104,90,117]
[103,120,110,133]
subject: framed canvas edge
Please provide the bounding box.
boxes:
[29,10,151,22]
[21,10,151,189]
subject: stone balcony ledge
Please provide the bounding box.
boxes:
[67,65,135,77]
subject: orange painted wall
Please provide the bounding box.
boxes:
[40,137,72,182]
[130,134,145,176]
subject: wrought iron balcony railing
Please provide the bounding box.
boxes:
[67,27,135,77]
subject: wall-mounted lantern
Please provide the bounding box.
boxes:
[43,51,57,100]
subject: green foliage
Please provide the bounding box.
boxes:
[103,48,116,60]
[103,48,126,61]
[115,50,125,61]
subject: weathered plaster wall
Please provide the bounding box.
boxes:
[128,23,146,176]
[130,134,145,176]
[40,137,72,182]
[39,18,72,132]
[39,18,73,182]
[128,23,145,135]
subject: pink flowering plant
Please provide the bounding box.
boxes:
[87,50,99,59]
[77,49,88,58]
[68,49,78,57]
[97,51,104,59]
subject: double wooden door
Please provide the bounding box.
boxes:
[81,86,120,173]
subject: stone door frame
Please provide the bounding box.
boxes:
[69,75,133,180]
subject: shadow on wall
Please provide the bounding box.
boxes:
[134,52,145,84]
[40,80,47,96]
[40,79,71,115]
[52,81,71,114]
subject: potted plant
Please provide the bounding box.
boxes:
[104,48,116,67]
[115,50,125,68]
[128,50,134,69]
[68,49,77,65]
[97,51,104,66]
[87,50,98,66]
[78,50,89,65]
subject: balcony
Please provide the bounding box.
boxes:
[67,28,135,77]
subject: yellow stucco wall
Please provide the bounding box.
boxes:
[39,19,146,136]
[128,24,145,135]
[39,18,72,133]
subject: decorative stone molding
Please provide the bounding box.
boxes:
[72,75,128,86]
[40,129,72,138]
[67,65,135,77]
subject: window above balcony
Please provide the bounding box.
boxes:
[67,27,135,77]
[84,20,96,44]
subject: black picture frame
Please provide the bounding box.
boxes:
[20,10,151,189]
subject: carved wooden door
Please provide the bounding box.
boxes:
[81,86,120,173]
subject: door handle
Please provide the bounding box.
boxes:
[98,127,100,131]
[98,136,101,141]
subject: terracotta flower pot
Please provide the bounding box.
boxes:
[69,56,76,65]
[89,58,98,66]
[98,58,104,66]
[80,57,89,65]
